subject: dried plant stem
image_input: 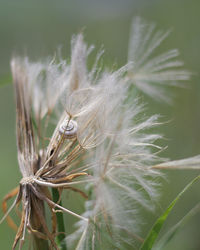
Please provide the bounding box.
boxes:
[32,235,49,250]
[52,188,67,250]
[30,199,49,250]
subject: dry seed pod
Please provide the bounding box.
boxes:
[59,119,78,139]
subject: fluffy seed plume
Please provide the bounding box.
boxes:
[0,20,196,250]
[127,17,191,102]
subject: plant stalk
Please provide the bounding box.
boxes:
[31,198,49,250]
[52,188,67,250]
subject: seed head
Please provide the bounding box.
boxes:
[0,18,194,250]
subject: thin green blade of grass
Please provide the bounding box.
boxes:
[140,175,200,250]
[153,202,200,250]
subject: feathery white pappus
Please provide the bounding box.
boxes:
[1,17,198,250]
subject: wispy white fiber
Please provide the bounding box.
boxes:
[127,17,191,102]
[8,19,195,249]
[152,155,200,170]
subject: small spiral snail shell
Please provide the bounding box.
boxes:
[59,119,78,139]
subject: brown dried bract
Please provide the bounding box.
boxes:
[0,58,89,250]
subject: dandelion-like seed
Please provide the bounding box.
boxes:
[0,18,193,249]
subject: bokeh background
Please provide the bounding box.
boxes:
[0,0,200,249]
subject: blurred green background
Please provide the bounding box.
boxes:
[0,0,200,249]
